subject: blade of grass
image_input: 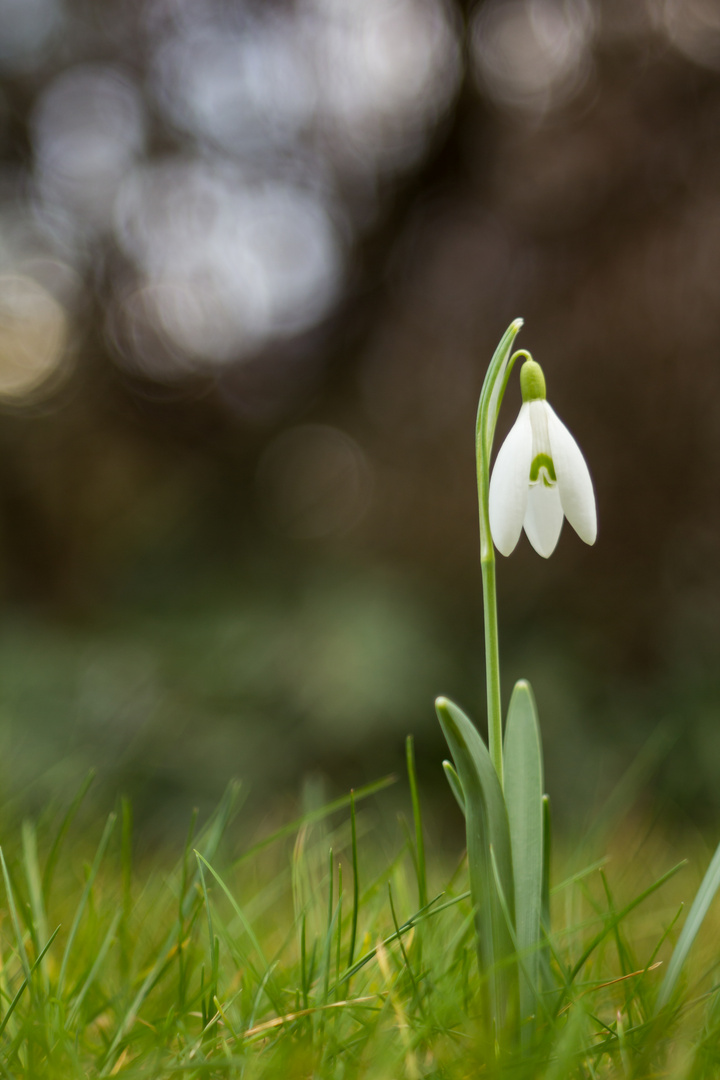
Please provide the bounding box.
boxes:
[335,862,343,1001]
[406,736,427,910]
[647,902,684,973]
[100,787,241,1075]
[194,852,270,975]
[177,807,198,1011]
[599,869,638,1026]
[99,940,181,1076]
[0,926,60,1040]
[335,891,450,990]
[232,776,395,869]
[191,780,243,890]
[544,996,590,1080]
[65,911,120,1028]
[57,811,117,999]
[656,838,720,1012]
[387,882,420,1004]
[245,960,280,1033]
[321,848,335,1005]
[120,796,133,983]
[0,847,32,986]
[300,912,309,1010]
[21,821,49,993]
[195,850,285,1021]
[195,855,220,1012]
[551,859,609,895]
[567,860,686,990]
[41,769,95,903]
[579,724,677,855]
[347,790,359,973]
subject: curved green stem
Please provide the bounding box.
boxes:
[475,324,527,788]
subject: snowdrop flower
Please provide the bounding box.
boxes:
[489,358,596,558]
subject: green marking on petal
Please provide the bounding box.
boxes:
[529,453,556,483]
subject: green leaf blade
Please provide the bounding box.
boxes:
[435,695,516,1029]
[503,679,544,1030]
[477,318,525,464]
[442,760,465,814]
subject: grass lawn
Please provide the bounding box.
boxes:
[0,757,718,1080]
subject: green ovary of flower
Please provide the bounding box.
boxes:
[520,358,546,402]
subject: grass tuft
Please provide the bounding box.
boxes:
[0,771,717,1078]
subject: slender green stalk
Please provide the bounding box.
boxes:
[480,556,503,787]
[474,319,525,787]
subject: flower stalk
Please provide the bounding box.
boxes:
[438,320,596,1039]
[474,321,527,787]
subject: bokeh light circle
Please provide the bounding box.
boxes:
[0,0,62,73]
[0,274,69,401]
[660,0,720,69]
[471,0,594,115]
[113,159,343,370]
[32,65,146,230]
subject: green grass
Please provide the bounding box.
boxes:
[1,765,720,1078]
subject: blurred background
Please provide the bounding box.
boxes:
[0,0,719,839]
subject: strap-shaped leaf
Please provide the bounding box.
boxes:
[475,319,524,565]
[504,680,544,1032]
[436,695,516,1027]
[476,318,525,464]
[540,793,554,994]
[541,793,551,931]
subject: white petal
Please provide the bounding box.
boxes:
[523,482,564,558]
[489,404,533,556]
[528,399,552,457]
[545,404,597,545]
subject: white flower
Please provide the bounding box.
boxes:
[488,361,597,558]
